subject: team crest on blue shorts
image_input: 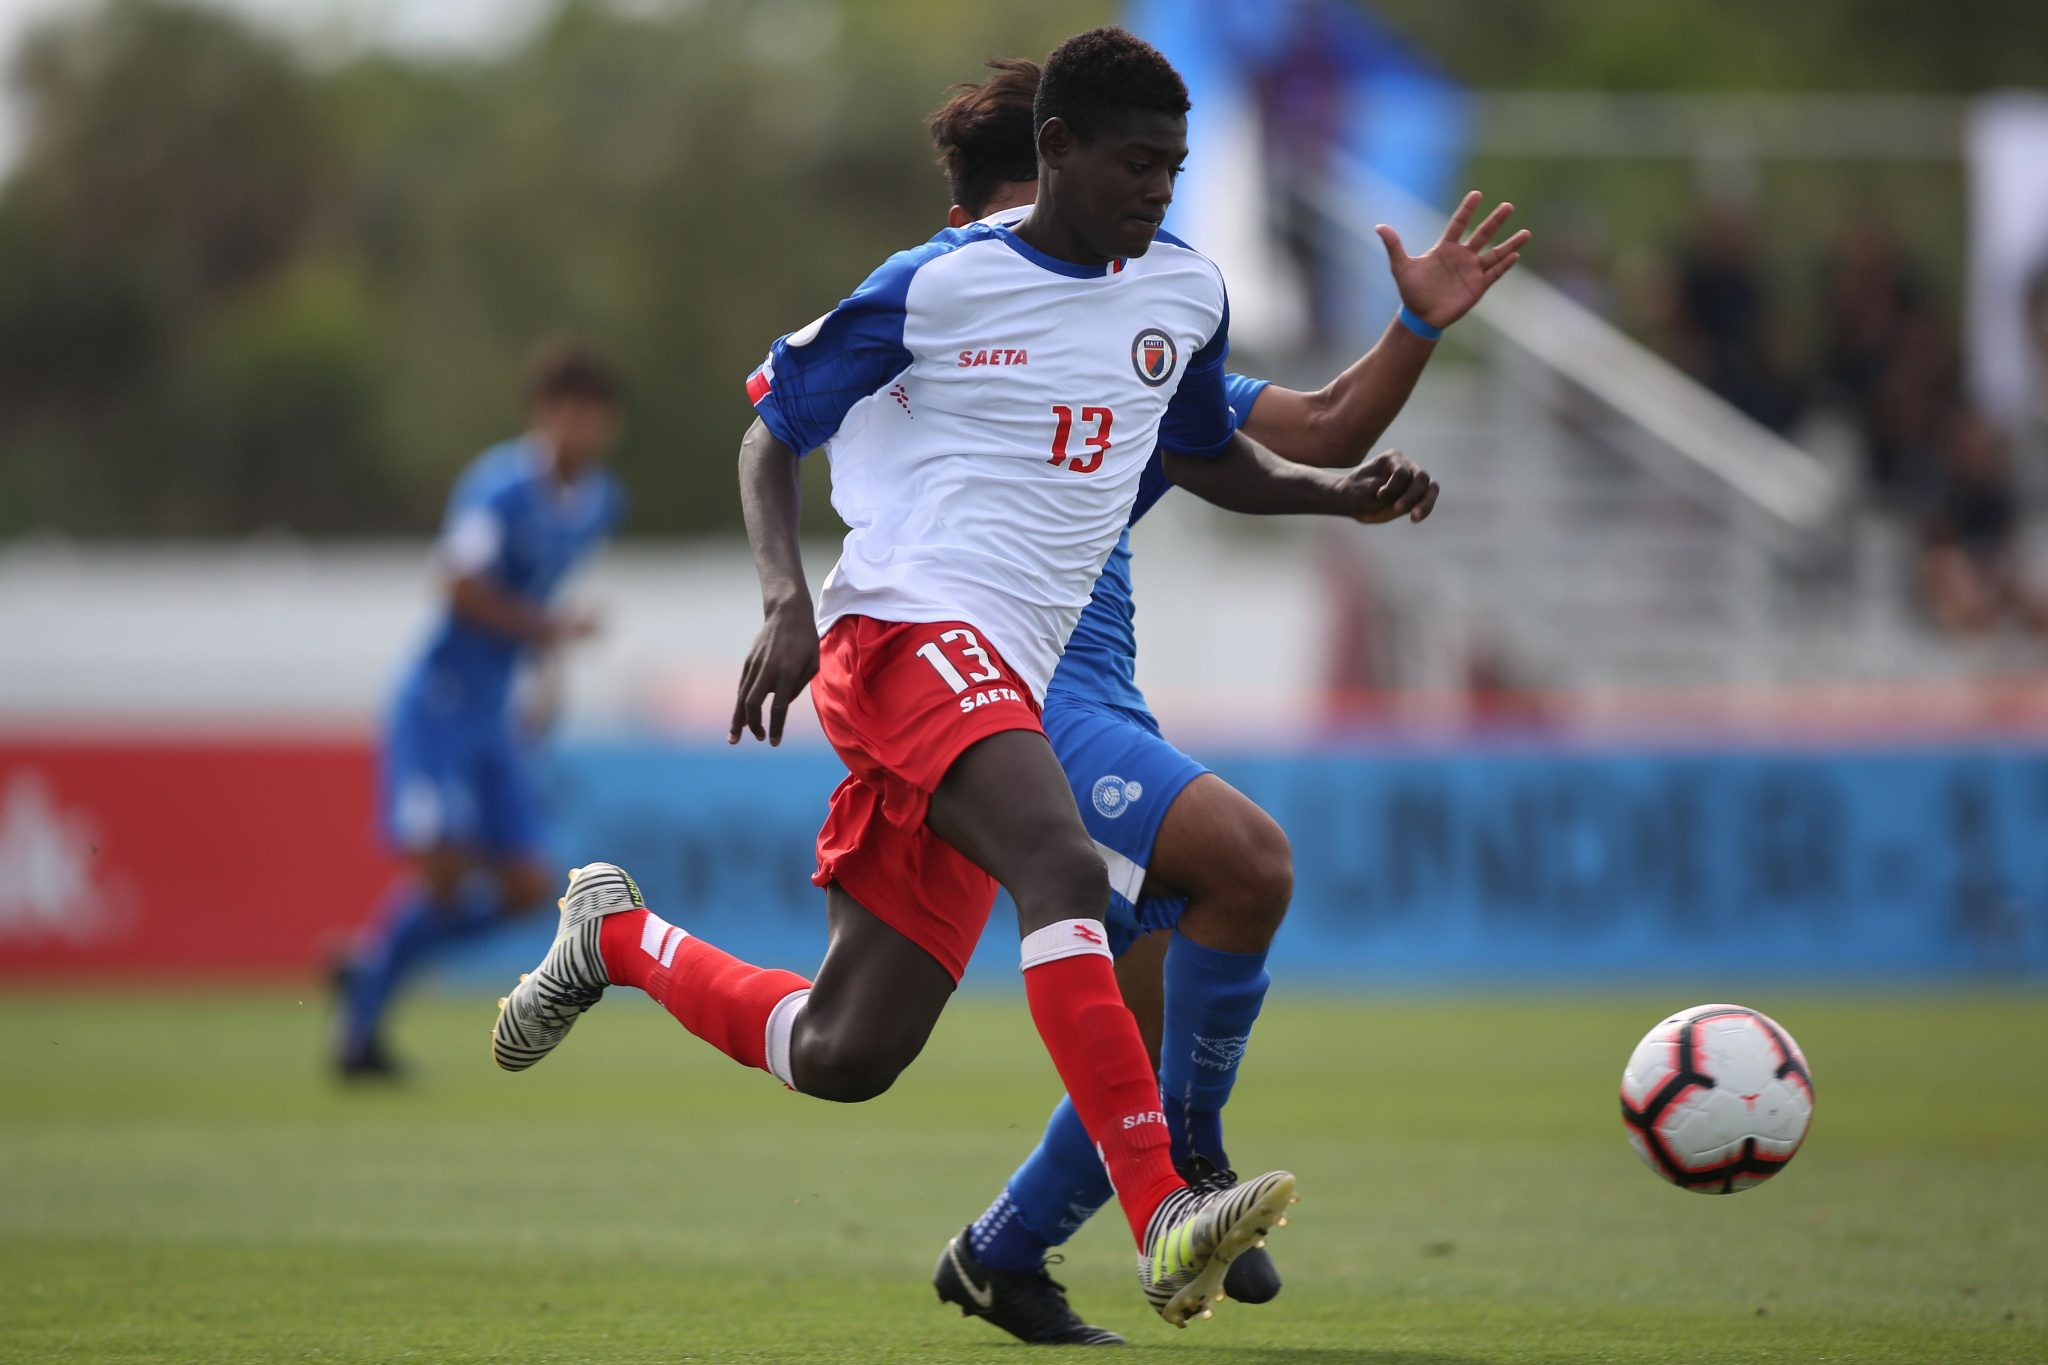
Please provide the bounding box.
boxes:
[1130,328,1176,387]
[1092,774,1145,818]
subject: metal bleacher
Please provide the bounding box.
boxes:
[1208,164,2031,719]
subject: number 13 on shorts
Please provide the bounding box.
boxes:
[915,628,1000,694]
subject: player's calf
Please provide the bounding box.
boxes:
[787,1026,914,1103]
[771,886,959,1100]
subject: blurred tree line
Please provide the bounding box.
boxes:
[0,0,1103,537]
[0,0,2034,539]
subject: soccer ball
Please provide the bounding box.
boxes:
[1619,1003,1814,1194]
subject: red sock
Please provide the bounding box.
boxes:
[600,910,810,1076]
[1021,920,1185,1246]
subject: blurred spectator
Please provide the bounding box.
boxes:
[1543,208,1615,320]
[1915,408,2045,634]
[1821,216,1937,490]
[1542,208,1616,437]
[1659,200,1805,432]
[1866,302,1963,502]
[1253,14,1347,347]
[2026,263,2048,431]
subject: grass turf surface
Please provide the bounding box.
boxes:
[1,989,2041,1363]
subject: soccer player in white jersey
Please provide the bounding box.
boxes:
[489,27,1420,1329]
[917,60,1525,1344]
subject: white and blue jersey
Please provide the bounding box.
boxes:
[747,217,1238,703]
[1043,372,1272,953]
[380,436,623,854]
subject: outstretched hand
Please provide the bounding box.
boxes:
[730,598,819,746]
[1338,450,1440,525]
[1376,190,1531,332]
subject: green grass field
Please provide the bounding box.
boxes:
[2,989,2041,1363]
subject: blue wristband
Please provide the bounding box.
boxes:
[1398,305,1444,341]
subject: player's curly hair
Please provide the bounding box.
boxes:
[1034,26,1189,145]
[927,57,1041,217]
[525,338,621,408]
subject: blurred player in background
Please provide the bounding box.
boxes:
[333,342,625,1079]
[920,58,1525,1345]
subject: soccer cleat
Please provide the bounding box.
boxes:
[491,863,643,1071]
[328,950,408,1083]
[1137,1170,1298,1327]
[1181,1156,1283,1305]
[933,1227,1124,1346]
[333,1035,407,1083]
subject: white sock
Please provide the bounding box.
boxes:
[1019,918,1113,971]
[763,989,811,1088]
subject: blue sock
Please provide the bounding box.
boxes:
[1159,931,1270,1171]
[968,1097,1111,1274]
[1162,1092,1228,1175]
[341,873,505,1053]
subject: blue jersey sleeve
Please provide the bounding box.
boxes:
[745,249,927,455]
[1159,296,1235,458]
[1129,453,1174,525]
[1222,371,1271,426]
[435,457,517,583]
[1131,371,1264,528]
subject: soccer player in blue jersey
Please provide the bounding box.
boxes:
[333,342,625,1079]
[919,59,1526,1344]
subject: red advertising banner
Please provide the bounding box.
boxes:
[0,736,395,979]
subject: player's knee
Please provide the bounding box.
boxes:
[1052,842,1112,914]
[1225,815,1293,941]
[1011,835,1111,932]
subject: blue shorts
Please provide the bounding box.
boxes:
[1041,692,1208,956]
[378,701,544,858]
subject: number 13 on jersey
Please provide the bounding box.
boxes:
[1048,405,1113,475]
[915,628,1000,693]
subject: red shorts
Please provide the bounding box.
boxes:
[810,616,1043,980]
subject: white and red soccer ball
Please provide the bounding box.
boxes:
[1620,1003,1814,1194]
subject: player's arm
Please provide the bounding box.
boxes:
[1242,190,1529,469]
[1236,322,1434,469]
[1163,434,1439,524]
[732,254,917,745]
[1154,277,1436,523]
[439,505,594,647]
[517,481,622,738]
[446,575,593,646]
[731,417,817,746]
